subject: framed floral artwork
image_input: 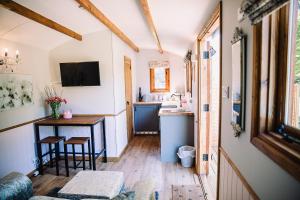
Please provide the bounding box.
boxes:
[0,74,33,112]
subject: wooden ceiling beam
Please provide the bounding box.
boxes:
[75,0,139,52]
[139,0,163,54]
[0,0,82,41]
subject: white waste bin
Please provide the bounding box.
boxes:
[177,146,195,168]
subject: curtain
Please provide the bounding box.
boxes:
[149,60,169,68]
[240,0,289,24]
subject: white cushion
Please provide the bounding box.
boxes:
[58,171,124,199]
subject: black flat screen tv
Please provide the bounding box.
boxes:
[60,61,100,87]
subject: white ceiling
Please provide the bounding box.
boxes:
[0,0,219,56]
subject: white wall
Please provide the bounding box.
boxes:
[48,31,115,156]
[0,39,53,177]
[135,49,185,100]
[111,34,137,155]
[111,34,137,111]
[0,39,51,129]
[48,30,136,158]
[0,30,136,177]
[49,31,115,114]
[114,112,128,155]
[221,0,300,199]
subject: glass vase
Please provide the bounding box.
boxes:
[50,103,61,119]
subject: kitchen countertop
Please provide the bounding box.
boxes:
[133,101,193,116]
[158,107,194,116]
[133,101,162,105]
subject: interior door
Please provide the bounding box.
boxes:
[197,18,221,199]
[124,56,133,141]
[207,27,220,195]
[198,38,210,175]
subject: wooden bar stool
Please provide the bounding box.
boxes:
[64,137,91,177]
[37,136,65,176]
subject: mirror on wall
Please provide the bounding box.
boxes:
[231,27,246,137]
[184,50,192,94]
[186,61,192,93]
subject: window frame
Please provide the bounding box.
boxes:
[251,2,300,181]
[149,67,170,93]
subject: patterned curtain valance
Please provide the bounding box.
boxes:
[149,60,169,68]
[240,0,289,24]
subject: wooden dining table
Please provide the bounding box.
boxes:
[34,116,107,174]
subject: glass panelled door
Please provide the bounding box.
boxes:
[207,28,220,196]
[198,24,220,198]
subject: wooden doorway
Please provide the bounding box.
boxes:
[124,56,133,142]
[196,3,221,199]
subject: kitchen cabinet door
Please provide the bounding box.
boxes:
[134,105,160,132]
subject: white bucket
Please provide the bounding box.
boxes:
[179,146,195,157]
[177,146,195,168]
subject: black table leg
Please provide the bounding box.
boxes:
[82,144,85,170]
[54,126,59,158]
[55,142,59,176]
[102,119,107,163]
[34,125,43,175]
[90,125,96,170]
[88,139,92,169]
[54,126,59,137]
[64,143,69,177]
[72,144,76,169]
[49,143,53,168]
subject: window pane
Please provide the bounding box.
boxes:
[287,0,300,128]
[154,68,166,89]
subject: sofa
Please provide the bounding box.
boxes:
[0,172,158,200]
[0,172,33,200]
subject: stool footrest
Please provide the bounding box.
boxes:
[41,147,56,157]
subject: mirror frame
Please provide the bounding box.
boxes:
[230,27,246,137]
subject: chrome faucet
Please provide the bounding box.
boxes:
[171,93,183,107]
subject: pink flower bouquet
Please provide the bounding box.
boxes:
[45,87,67,119]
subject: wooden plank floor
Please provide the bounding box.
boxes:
[31,135,200,200]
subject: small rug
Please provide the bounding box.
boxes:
[46,187,62,198]
[172,185,206,200]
